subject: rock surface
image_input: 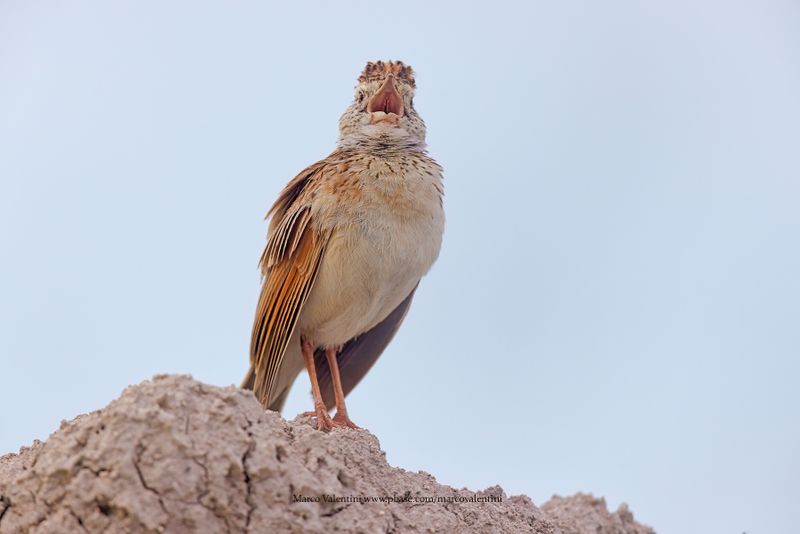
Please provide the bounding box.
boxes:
[0,375,653,533]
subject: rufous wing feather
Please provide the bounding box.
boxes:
[248,163,330,409]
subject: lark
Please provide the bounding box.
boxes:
[242,60,444,431]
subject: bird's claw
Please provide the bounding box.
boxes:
[308,404,335,431]
[301,408,359,430]
[332,412,360,429]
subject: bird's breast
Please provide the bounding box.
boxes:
[299,155,444,347]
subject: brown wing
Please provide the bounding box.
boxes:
[315,286,418,409]
[248,161,330,408]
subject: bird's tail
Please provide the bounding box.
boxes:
[240,365,292,413]
[240,366,256,391]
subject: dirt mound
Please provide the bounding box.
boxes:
[0,375,653,533]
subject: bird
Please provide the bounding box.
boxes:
[241,60,444,431]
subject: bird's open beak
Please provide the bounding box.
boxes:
[367,75,405,118]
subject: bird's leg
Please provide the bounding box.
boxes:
[300,335,334,431]
[325,347,360,429]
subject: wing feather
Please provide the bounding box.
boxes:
[248,161,331,408]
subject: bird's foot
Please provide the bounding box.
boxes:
[304,403,335,431]
[332,412,360,429]
[300,409,359,430]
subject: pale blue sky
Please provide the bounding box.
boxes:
[2,2,799,533]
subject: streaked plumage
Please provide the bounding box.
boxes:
[242,61,444,430]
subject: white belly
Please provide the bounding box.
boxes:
[298,169,444,347]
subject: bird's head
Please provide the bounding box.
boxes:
[337,60,426,150]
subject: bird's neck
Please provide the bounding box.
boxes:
[336,132,427,154]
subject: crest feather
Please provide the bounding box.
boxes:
[358,60,416,87]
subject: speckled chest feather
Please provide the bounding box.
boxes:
[299,150,444,347]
